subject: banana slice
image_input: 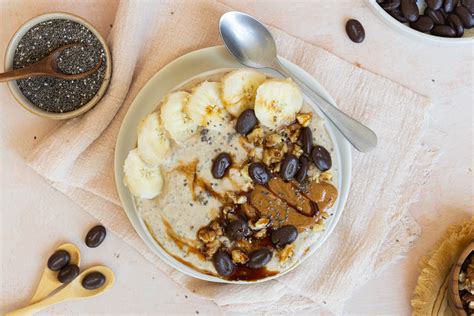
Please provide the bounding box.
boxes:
[160,91,198,144]
[123,149,163,199]
[137,112,171,165]
[185,81,229,130]
[221,69,266,117]
[254,78,303,130]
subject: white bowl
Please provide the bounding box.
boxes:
[4,12,112,120]
[114,46,352,283]
[367,0,474,45]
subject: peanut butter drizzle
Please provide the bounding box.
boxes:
[175,159,226,204]
[144,220,213,276]
[249,178,338,232]
[161,217,205,260]
[304,181,338,211]
[267,178,314,216]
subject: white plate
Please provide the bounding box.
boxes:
[114,46,352,283]
[367,0,474,45]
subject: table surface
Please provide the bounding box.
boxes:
[1,1,472,315]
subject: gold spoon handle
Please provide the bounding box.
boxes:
[6,286,75,316]
[29,273,60,305]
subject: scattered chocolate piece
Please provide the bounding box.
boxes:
[426,0,443,10]
[248,163,271,185]
[425,8,446,24]
[444,0,459,13]
[47,250,71,271]
[381,0,401,11]
[389,9,409,22]
[462,0,474,13]
[85,225,107,248]
[448,13,465,36]
[211,153,232,179]
[82,271,106,289]
[280,154,300,181]
[295,155,310,183]
[345,19,365,43]
[301,127,313,155]
[235,109,257,135]
[57,264,80,283]
[454,5,474,27]
[212,250,235,276]
[431,24,457,36]
[226,219,251,241]
[410,15,435,32]
[271,225,298,248]
[247,248,272,269]
[401,0,420,22]
[311,145,332,172]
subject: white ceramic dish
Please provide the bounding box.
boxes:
[114,46,352,283]
[367,0,474,45]
[4,12,112,120]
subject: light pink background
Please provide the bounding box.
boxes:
[1,0,472,314]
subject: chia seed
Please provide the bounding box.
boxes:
[13,19,107,113]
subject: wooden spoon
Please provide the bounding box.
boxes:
[0,43,103,82]
[6,266,114,316]
[29,243,81,304]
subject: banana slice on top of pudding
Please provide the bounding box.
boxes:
[123,148,164,199]
[254,78,303,130]
[221,69,266,117]
[137,112,171,165]
[185,81,230,130]
[160,91,198,144]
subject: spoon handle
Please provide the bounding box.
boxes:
[6,285,74,316]
[0,66,49,82]
[273,61,377,153]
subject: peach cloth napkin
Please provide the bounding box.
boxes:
[27,0,437,313]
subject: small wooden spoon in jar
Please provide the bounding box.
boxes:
[6,266,114,316]
[29,243,81,304]
[0,43,102,82]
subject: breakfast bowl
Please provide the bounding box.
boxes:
[114,46,351,283]
[4,12,112,120]
[449,242,474,315]
[367,0,474,45]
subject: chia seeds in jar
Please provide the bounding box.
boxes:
[12,19,108,113]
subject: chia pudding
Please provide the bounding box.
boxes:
[12,19,107,113]
[123,69,339,281]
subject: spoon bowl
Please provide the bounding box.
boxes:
[30,242,81,304]
[219,11,377,152]
[219,11,277,69]
[69,266,115,299]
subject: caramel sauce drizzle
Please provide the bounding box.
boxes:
[144,220,213,276]
[175,159,227,204]
[161,217,204,260]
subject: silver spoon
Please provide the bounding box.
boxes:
[219,11,377,152]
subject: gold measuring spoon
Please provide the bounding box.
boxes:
[0,43,103,82]
[6,266,114,316]
[29,243,81,304]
